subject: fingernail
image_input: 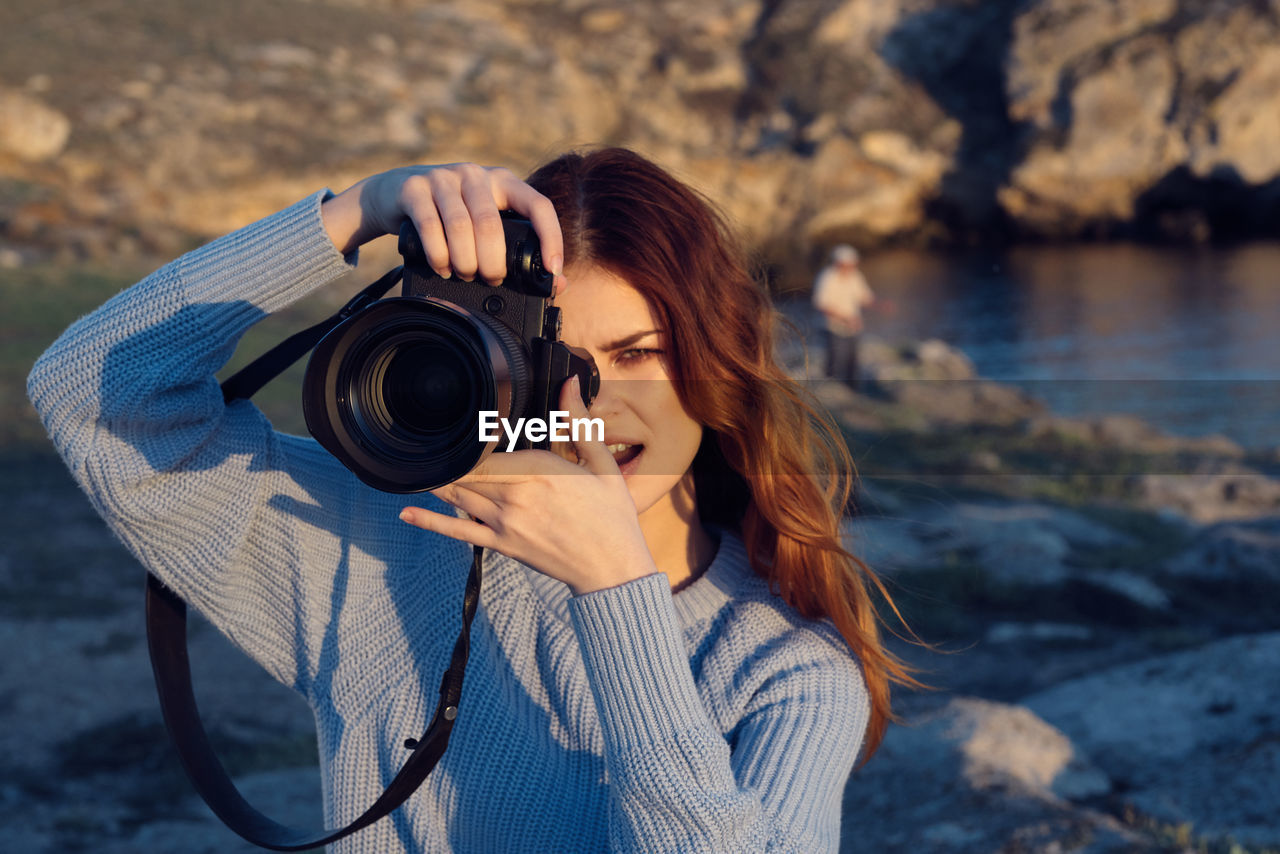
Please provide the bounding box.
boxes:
[398,509,412,523]
[549,254,563,276]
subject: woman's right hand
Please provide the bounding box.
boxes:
[321,163,566,294]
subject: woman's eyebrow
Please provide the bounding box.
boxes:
[600,329,663,352]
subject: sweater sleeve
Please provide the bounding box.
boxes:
[568,574,869,853]
[25,192,417,697]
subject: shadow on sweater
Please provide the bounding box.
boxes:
[99,301,609,850]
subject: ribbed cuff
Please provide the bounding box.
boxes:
[178,190,356,322]
[568,574,713,750]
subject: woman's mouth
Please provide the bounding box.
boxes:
[606,442,644,474]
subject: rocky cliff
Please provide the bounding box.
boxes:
[2,0,1278,278]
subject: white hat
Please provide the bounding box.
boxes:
[832,244,858,263]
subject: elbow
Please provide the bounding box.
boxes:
[28,338,100,478]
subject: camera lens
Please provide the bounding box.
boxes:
[381,342,475,436]
[303,297,529,493]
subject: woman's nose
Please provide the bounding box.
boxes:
[585,376,623,420]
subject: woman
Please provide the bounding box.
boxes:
[29,147,915,852]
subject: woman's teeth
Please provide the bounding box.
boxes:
[607,443,643,466]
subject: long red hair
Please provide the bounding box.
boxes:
[526,147,919,761]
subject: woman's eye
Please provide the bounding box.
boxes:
[616,348,662,366]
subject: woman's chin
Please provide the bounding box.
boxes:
[627,469,701,522]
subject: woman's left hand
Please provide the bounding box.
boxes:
[397,376,658,595]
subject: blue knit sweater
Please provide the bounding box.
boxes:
[28,192,870,853]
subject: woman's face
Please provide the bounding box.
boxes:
[555,263,704,519]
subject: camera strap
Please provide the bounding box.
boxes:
[145,264,485,850]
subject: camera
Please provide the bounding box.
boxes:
[302,215,599,493]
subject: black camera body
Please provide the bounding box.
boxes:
[302,215,598,494]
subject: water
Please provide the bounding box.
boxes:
[852,242,1280,452]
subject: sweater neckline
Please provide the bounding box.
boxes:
[520,527,751,627]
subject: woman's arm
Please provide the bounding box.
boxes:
[27,164,565,697]
[26,192,374,693]
[570,578,869,852]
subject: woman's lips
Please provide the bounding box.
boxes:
[607,442,644,475]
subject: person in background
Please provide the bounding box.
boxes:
[811,243,875,388]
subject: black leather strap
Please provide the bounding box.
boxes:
[144,265,483,850]
[217,266,404,404]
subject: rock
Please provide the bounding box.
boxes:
[1003,34,1187,229]
[382,106,424,149]
[942,698,1112,799]
[1003,0,1280,241]
[1024,632,1280,847]
[986,621,1096,645]
[1179,433,1247,459]
[99,768,321,854]
[0,89,71,162]
[866,338,977,382]
[1092,414,1161,449]
[859,129,949,181]
[863,499,1140,587]
[1024,413,1248,466]
[843,515,934,572]
[1163,518,1280,585]
[856,337,1048,427]
[1076,570,1171,613]
[844,697,1131,852]
[968,449,1002,473]
[975,522,1071,586]
[860,498,1183,621]
[1132,472,1280,523]
[5,0,1280,259]
[1183,18,1280,184]
[802,129,956,243]
[1006,0,1178,130]
[967,380,1046,426]
[966,499,1132,546]
[1025,415,1094,445]
[235,41,319,70]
